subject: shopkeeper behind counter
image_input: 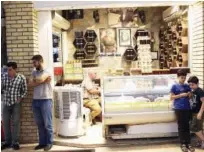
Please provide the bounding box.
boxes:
[81,70,102,124]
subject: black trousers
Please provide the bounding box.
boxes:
[175,109,192,145]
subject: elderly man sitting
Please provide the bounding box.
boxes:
[82,70,101,125]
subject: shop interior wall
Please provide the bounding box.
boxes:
[65,7,167,76]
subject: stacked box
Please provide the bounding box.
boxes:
[64,60,83,80]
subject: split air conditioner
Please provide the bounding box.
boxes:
[52,11,70,30]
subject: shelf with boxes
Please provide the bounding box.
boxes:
[64,60,83,80]
[159,17,188,69]
[134,29,152,73]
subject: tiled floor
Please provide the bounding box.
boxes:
[2,144,93,152]
[2,144,204,152]
[54,123,179,147]
[2,123,203,151]
[54,123,107,147]
[96,144,204,152]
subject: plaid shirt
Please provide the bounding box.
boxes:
[1,73,27,106]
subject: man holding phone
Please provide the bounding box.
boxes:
[170,69,194,152]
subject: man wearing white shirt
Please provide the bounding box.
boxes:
[82,70,101,124]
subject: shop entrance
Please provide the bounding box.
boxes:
[34,1,198,146]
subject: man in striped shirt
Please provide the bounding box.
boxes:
[1,62,27,150]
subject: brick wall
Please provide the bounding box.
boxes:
[3,1,39,143]
[191,1,204,89]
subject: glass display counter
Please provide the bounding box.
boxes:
[102,74,179,139]
[103,74,177,114]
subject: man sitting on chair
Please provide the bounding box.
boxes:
[82,70,101,125]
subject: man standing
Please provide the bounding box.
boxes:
[82,70,101,124]
[29,55,53,151]
[1,62,27,150]
[188,76,204,149]
[170,69,194,152]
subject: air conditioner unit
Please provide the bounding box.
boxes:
[52,11,70,30]
[54,86,84,137]
[163,6,183,22]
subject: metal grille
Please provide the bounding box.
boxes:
[62,91,82,119]
[62,92,71,119]
[54,92,60,118]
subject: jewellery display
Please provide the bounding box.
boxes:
[74,49,86,60]
[134,30,152,73]
[173,47,177,59]
[176,19,182,36]
[168,56,173,67]
[177,38,182,47]
[172,32,177,41]
[84,30,97,42]
[73,37,86,49]
[177,53,183,67]
[124,48,137,61]
[73,30,98,64]
[159,17,188,69]
[159,27,166,69]
[160,54,165,69]
[84,42,97,57]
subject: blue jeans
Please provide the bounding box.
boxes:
[32,99,53,145]
[3,103,21,144]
